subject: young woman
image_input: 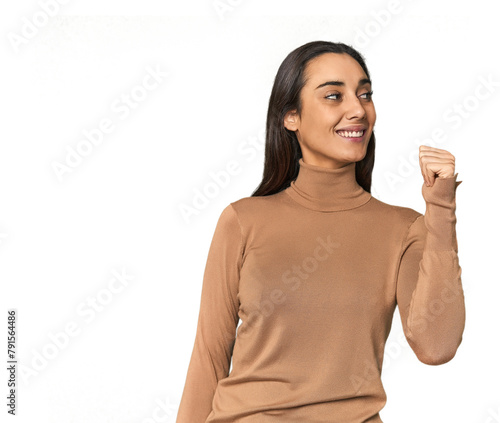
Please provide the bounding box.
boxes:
[176,40,465,423]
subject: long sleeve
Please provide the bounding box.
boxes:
[396,173,465,365]
[176,204,243,422]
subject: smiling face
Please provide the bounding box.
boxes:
[284,52,376,169]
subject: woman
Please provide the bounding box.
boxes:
[176,41,465,422]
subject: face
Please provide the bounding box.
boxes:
[284,53,376,169]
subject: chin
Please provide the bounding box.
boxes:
[344,150,367,163]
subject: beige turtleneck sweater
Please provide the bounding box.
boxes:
[176,158,465,423]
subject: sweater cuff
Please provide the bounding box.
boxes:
[422,173,462,203]
[421,173,462,251]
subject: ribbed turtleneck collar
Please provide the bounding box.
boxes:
[284,158,372,212]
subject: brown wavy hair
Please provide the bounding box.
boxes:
[251,41,375,197]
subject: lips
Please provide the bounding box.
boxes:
[335,125,367,132]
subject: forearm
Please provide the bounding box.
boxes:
[176,203,242,421]
[400,175,466,365]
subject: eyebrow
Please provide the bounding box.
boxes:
[315,78,372,90]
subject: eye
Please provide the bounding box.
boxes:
[325,90,374,101]
[325,93,341,100]
[360,90,374,100]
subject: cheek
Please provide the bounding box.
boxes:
[367,105,376,121]
[304,112,326,131]
[316,109,342,129]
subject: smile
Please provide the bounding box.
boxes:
[336,130,364,137]
[335,129,366,142]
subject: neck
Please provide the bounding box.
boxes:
[284,158,372,212]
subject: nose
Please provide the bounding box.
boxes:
[343,93,367,120]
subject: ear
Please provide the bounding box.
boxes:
[283,110,299,131]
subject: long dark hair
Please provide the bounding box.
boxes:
[251,41,375,197]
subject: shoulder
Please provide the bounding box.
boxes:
[211,191,290,237]
[227,190,288,219]
[211,194,283,253]
[363,196,426,251]
[367,195,423,229]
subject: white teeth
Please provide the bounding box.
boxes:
[337,130,363,137]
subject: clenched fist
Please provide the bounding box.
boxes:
[419,145,456,187]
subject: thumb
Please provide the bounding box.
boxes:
[427,169,436,186]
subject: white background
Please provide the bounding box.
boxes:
[1,1,499,422]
